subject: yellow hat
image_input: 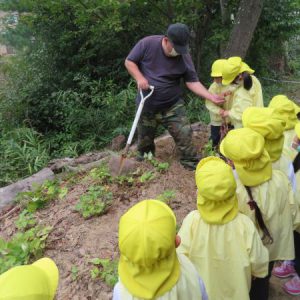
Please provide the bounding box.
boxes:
[0,257,59,300]
[242,107,285,161]
[195,157,238,225]
[222,56,243,85]
[220,128,272,186]
[211,59,226,77]
[240,61,255,74]
[295,123,300,139]
[118,199,180,299]
[268,95,298,130]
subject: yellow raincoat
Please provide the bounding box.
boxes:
[116,253,206,300]
[117,200,207,300]
[220,128,299,260]
[177,157,269,300]
[249,75,264,107]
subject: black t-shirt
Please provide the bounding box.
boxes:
[127,35,199,111]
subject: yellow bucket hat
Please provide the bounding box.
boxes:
[211,59,226,77]
[220,128,272,186]
[294,102,300,116]
[222,56,242,85]
[242,107,285,162]
[268,95,298,130]
[195,157,238,225]
[0,257,59,300]
[240,61,255,74]
[118,199,180,299]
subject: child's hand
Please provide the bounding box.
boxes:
[220,110,229,117]
[220,91,232,98]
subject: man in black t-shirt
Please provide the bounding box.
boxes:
[125,23,224,170]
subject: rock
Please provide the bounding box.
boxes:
[110,135,126,151]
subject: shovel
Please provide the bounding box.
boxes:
[109,86,154,176]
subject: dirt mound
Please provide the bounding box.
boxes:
[0,123,295,299]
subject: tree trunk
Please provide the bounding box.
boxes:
[222,0,263,58]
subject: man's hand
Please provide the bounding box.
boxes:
[137,77,150,90]
[210,94,225,104]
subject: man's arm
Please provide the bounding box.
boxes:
[125,59,149,90]
[186,81,224,104]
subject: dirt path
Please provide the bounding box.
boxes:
[0,125,297,299]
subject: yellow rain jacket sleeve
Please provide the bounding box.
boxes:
[205,82,223,125]
[228,86,253,128]
[235,170,296,261]
[116,253,206,300]
[177,210,269,300]
[283,129,298,161]
[250,75,264,107]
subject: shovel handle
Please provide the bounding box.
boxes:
[126,86,154,146]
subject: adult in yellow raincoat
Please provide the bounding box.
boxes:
[0,257,59,300]
[268,95,298,161]
[205,59,236,147]
[220,128,298,300]
[242,106,296,191]
[113,199,208,300]
[177,157,269,300]
[220,57,263,128]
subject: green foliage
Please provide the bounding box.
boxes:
[186,93,210,124]
[0,225,52,274]
[143,152,170,172]
[89,164,112,183]
[75,185,112,219]
[15,210,37,230]
[156,190,177,205]
[139,171,155,183]
[0,127,50,187]
[202,140,217,157]
[71,265,79,281]
[89,258,118,287]
[16,180,68,212]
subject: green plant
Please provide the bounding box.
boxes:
[156,190,177,205]
[89,258,118,287]
[143,152,170,172]
[71,265,79,281]
[89,164,112,183]
[0,225,52,274]
[202,140,217,157]
[15,210,37,230]
[139,171,155,183]
[75,185,113,219]
[16,180,68,212]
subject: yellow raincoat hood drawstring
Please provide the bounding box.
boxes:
[118,199,180,300]
[195,157,238,224]
[220,128,272,186]
[242,107,285,162]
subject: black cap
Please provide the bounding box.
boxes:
[166,23,190,54]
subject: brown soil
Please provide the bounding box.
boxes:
[0,124,296,300]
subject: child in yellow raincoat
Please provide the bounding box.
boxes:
[0,257,59,300]
[177,156,269,300]
[268,95,298,161]
[205,59,234,147]
[242,107,296,191]
[220,128,299,300]
[113,199,208,300]
[220,57,263,128]
[272,122,300,295]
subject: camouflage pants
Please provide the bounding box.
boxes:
[137,99,201,170]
